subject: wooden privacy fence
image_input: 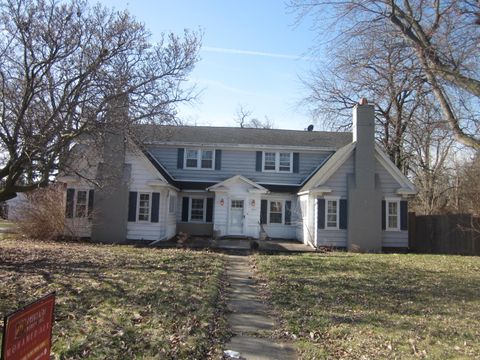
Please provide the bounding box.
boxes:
[409,213,480,255]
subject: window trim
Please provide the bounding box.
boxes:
[385,197,400,231]
[75,190,88,218]
[184,148,215,170]
[267,200,284,225]
[69,188,91,219]
[262,152,293,173]
[324,196,340,230]
[189,197,206,223]
[137,192,151,222]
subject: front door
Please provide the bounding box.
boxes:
[229,199,244,235]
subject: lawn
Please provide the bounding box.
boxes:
[0,238,227,359]
[254,252,480,359]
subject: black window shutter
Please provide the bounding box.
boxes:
[255,151,262,172]
[215,150,222,170]
[128,192,138,222]
[400,200,408,230]
[285,200,292,225]
[88,189,94,218]
[381,200,386,230]
[339,199,347,229]
[182,197,189,222]
[66,188,75,218]
[206,198,214,222]
[151,192,160,223]
[293,153,300,173]
[317,199,325,229]
[260,200,267,224]
[177,148,184,169]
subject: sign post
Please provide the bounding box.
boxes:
[1,292,55,360]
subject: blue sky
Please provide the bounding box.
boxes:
[97,0,318,130]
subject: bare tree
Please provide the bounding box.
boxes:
[301,30,424,171]
[0,0,201,202]
[291,0,480,149]
[234,104,274,129]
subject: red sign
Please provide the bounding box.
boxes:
[1,293,55,360]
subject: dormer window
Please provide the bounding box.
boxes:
[185,149,214,170]
[262,152,292,172]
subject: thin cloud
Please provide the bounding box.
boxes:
[202,46,314,61]
[195,78,259,96]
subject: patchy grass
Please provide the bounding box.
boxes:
[0,238,228,359]
[254,252,480,359]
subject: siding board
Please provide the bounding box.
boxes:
[148,146,332,185]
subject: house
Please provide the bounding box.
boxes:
[60,100,416,251]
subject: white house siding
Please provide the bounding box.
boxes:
[314,156,354,247]
[148,145,332,185]
[261,193,297,239]
[165,190,178,239]
[316,230,347,247]
[375,158,408,248]
[125,150,168,241]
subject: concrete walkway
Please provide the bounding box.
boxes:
[223,255,296,360]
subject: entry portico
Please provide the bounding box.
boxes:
[207,175,268,238]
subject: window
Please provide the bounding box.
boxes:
[386,199,400,230]
[75,191,87,218]
[325,198,339,229]
[269,201,283,224]
[201,150,213,168]
[190,198,205,221]
[186,149,198,168]
[262,152,292,172]
[138,193,150,222]
[169,195,176,213]
[231,200,244,208]
[279,152,291,171]
[185,148,215,169]
[264,152,276,171]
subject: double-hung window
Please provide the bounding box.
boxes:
[325,198,339,229]
[386,199,400,231]
[75,190,88,218]
[185,149,214,170]
[262,152,292,172]
[138,193,151,222]
[190,198,205,222]
[269,201,283,224]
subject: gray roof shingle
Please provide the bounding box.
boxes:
[135,125,352,149]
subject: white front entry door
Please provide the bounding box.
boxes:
[229,199,244,235]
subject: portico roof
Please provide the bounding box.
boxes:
[207,175,269,193]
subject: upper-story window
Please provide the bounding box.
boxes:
[185,149,214,170]
[262,152,292,172]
